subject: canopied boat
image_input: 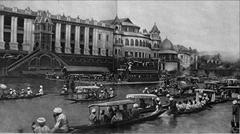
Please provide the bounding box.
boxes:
[66,86,116,102]
[69,99,166,133]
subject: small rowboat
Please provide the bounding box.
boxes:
[66,95,117,102]
[69,99,166,133]
[0,94,46,101]
[175,105,208,115]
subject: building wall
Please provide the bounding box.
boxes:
[0,5,114,58]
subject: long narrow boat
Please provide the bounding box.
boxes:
[69,100,166,133]
[0,94,46,101]
[66,94,117,102]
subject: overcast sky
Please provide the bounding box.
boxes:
[1,0,239,61]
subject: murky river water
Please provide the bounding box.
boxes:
[0,77,232,133]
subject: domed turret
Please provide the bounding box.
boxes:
[160,38,174,50]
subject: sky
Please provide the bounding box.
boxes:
[1,0,239,62]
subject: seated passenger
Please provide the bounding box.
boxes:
[106,106,114,122]
[99,110,108,124]
[109,88,114,97]
[26,87,33,96]
[37,85,44,95]
[122,104,130,120]
[9,88,13,96]
[131,103,140,118]
[12,89,17,98]
[143,87,149,94]
[89,108,97,125]
[20,89,25,97]
[139,99,147,109]
[61,85,68,94]
[111,106,123,123]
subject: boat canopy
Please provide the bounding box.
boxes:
[220,86,240,89]
[195,89,215,93]
[88,100,135,107]
[204,81,219,85]
[126,94,157,99]
[75,86,100,89]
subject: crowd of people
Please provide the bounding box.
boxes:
[175,93,210,113]
[0,85,44,99]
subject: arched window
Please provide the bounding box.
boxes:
[135,39,138,46]
[154,43,157,48]
[131,39,134,46]
[125,39,129,46]
[143,41,145,47]
[140,40,142,46]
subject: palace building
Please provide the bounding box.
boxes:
[0,5,180,78]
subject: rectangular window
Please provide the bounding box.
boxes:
[139,52,141,58]
[125,51,128,57]
[115,49,118,55]
[135,52,138,58]
[80,27,85,42]
[98,48,101,55]
[98,34,101,40]
[130,52,133,57]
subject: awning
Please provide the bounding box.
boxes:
[65,66,110,73]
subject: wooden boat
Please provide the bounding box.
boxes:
[66,94,117,102]
[69,99,166,133]
[175,105,208,115]
[0,94,46,101]
[67,85,116,102]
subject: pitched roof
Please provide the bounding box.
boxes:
[150,23,160,34]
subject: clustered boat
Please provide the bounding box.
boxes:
[0,94,45,101]
[65,86,117,102]
[69,99,166,133]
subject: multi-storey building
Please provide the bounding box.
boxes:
[0,5,180,78]
[0,5,114,76]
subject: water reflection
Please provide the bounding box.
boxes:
[0,77,232,133]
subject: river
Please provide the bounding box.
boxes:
[0,77,232,133]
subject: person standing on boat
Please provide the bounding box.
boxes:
[52,107,69,133]
[231,100,239,131]
[37,85,44,95]
[32,117,51,133]
[89,108,98,125]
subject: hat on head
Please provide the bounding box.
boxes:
[145,87,148,90]
[53,107,62,114]
[233,100,237,105]
[109,88,113,90]
[133,103,139,108]
[40,85,43,88]
[27,87,30,90]
[169,97,174,101]
[37,117,46,124]
[166,94,170,97]
[203,93,207,96]
[91,108,96,113]
[156,97,160,101]
[10,88,12,91]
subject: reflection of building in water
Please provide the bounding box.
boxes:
[0,5,180,78]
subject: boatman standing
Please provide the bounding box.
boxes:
[32,117,51,133]
[51,107,69,133]
[231,100,239,132]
